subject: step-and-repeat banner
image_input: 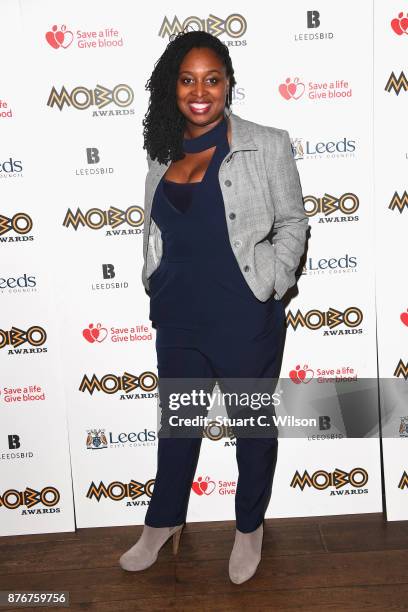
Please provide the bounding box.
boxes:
[375,1,408,521]
[1,0,402,536]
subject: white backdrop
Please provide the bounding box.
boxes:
[374,0,408,521]
[2,0,400,536]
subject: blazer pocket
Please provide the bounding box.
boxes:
[254,239,276,287]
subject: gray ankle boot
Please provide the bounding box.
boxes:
[119,523,184,571]
[229,521,264,584]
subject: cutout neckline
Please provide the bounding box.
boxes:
[162,115,227,186]
[182,116,227,153]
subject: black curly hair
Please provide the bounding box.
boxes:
[142,29,236,165]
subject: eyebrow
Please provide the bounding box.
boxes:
[179,69,222,75]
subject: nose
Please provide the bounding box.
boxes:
[193,80,207,99]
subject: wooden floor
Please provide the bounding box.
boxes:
[2,513,408,611]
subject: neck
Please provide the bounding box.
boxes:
[183,114,225,140]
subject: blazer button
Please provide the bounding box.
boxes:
[233,240,242,248]
[224,179,232,187]
[229,212,236,219]
[243,265,250,272]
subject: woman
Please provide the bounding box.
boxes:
[119,29,309,584]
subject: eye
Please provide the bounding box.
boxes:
[179,77,219,85]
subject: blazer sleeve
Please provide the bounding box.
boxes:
[269,129,310,300]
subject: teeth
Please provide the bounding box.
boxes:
[190,103,210,109]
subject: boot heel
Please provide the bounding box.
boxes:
[172,524,184,555]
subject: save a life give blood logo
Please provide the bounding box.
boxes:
[45,24,124,49]
[46,25,74,49]
[289,363,356,383]
[192,476,216,496]
[83,323,108,343]
[192,476,236,496]
[279,76,352,101]
[391,12,408,35]
[279,77,305,100]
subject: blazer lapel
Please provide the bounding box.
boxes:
[143,110,258,262]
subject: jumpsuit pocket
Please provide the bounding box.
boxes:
[149,258,165,282]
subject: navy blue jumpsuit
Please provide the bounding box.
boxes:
[144,115,286,532]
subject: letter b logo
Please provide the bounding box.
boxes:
[319,416,331,431]
[102,264,115,279]
[87,147,100,164]
[8,434,20,449]
[307,10,320,28]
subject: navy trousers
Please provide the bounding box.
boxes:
[144,319,285,533]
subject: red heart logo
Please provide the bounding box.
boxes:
[391,18,403,35]
[287,82,298,96]
[94,324,108,342]
[192,476,215,495]
[199,480,208,493]
[291,80,305,100]
[400,17,408,31]
[391,12,408,35]
[83,328,95,343]
[62,33,73,48]
[289,364,314,384]
[303,368,314,383]
[279,83,291,100]
[192,481,204,495]
[83,323,108,343]
[297,368,306,381]
[45,30,59,49]
[289,368,301,383]
[55,30,65,45]
[203,481,215,495]
[400,310,408,327]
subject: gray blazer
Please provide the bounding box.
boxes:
[141,109,310,301]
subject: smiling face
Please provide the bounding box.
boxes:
[176,46,229,131]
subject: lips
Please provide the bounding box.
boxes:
[189,102,212,114]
